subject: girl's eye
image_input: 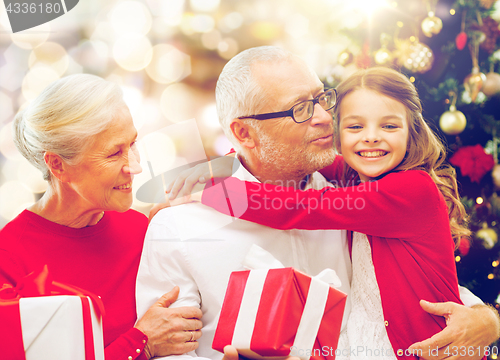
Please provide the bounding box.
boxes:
[347,125,362,130]
[383,124,398,129]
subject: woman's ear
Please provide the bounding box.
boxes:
[230,119,256,149]
[44,152,71,182]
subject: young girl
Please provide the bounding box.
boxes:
[167,67,470,359]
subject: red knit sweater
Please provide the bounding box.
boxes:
[202,164,462,359]
[0,209,149,360]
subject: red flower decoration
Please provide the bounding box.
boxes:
[458,238,470,256]
[449,144,495,183]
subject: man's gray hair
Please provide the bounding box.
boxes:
[215,46,294,150]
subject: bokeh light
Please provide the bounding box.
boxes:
[0,92,14,123]
[217,37,239,59]
[21,66,60,101]
[0,181,35,221]
[10,23,51,49]
[28,42,69,76]
[146,44,192,84]
[191,14,216,33]
[110,1,152,35]
[139,132,177,176]
[113,34,153,71]
[0,121,24,161]
[160,83,196,123]
[190,0,220,12]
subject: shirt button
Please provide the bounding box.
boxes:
[384,320,389,326]
[128,356,133,360]
[142,340,146,344]
[136,349,141,354]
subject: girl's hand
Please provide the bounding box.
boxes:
[166,155,238,200]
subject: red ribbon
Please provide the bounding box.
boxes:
[0,265,105,360]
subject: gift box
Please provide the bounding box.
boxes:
[0,266,105,360]
[212,267,347,360]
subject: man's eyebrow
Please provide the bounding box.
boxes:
[287,87,324,107]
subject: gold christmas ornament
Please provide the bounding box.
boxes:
[439,92,466,135]
[477,223,498,249]
[395,38,434,73]
[421,12,443,37]
[464,66,486,102]
[338,50,354,66]
[482,72,500,96]
[493,164,500,188]
[374,48,393,66]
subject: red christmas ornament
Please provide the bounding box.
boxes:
[458,238,470,256]
[455,32,467,50]
[449,144,495,183]
[355,42,371,69]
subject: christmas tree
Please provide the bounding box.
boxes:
[327,0,500,354]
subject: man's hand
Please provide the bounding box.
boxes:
[408,300,500,360]
[221,345,301,360]
[135,286,203,359]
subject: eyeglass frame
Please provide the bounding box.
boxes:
[237,88,337,124]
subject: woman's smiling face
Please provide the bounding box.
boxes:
[64,106,142,212]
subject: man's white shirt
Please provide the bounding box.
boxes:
[136,163,352,360]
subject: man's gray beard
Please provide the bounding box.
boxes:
[255,131,336,185]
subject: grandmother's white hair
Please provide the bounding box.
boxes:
[13,74,125,181]
[215,46,295,151]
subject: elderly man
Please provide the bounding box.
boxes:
[136,46,499,360]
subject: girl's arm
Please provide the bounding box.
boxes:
[202,170,442,240]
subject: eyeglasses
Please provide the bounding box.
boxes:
[237,88,337,124]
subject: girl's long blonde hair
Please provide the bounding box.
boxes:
[333,67,470,245]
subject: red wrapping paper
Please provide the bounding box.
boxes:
[0,265,105,360]
[213,268,347,360]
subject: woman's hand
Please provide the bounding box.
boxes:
[166,156,238,201]
[135,286,203,359]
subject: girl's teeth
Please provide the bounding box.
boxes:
[358,151,387,158]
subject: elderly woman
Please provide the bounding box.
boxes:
[0,74,202,360]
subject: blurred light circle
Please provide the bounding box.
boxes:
[110,0,152,35]
[214,134,233,156]
[71,40,109,74]
[0,121,23,161]
[91,21,116,44]
[201,104,219,129]
[121,86,145,130]
[146,44,191,84]
[28,42,69,76]
[0,92,14,123]
[11,23,50,49]
[250,22,281,41]
[21,65,60,101]
[160,83,193,123]
[113,34,153,71]
[285,14,309,38]
[217,38,239,60]
[159,0,185,26]
[180,13,195,36]
[139,132,176,175]
[0,181,35,220]
[131,99,162,131]
[17,157,47,193]
[190,0,220,12]
[220,12,244,32]
[201,30,221,50]
[191,14,215,33]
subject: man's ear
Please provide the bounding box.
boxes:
[230,119,256,149]
[44,152,71,182]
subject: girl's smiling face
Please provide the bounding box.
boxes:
[339,88,409,182]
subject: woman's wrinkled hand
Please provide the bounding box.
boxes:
[135,286,203,359]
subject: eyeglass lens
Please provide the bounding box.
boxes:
[292,90,335,123]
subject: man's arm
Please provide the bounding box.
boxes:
[409,300,500,360]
